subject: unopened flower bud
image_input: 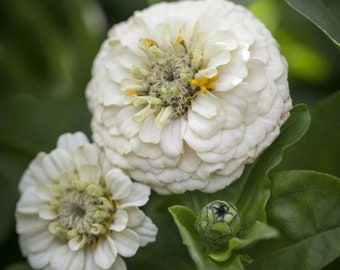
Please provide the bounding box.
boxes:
[195,200,242,251]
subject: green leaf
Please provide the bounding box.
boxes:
[279,91,340,177]
[285,0,340,46]
[209,221,278,262]
[169,205,207,269]
[4,262,32,270]
[248,170,340,270]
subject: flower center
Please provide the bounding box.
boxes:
[48,180,115,249]
[146,52,197,117]
[127,36,219,120]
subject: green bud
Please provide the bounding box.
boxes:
[195,200,242,251]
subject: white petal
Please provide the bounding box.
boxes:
[25,228,55,253]
[204,42,231,68]
[38,205,58,220]
[139,114,162,144]
[84,249,101,270]
[187,107,225,139]
[51,245,84,270]
[110,210,128,232]
[94,236,117,269]
[111,256,127,270]
[19,153,51,192]
[42,149,74,180]
[177,144,201,173]
[73,144,100,169]
[36,183,58,201]
[78,164,102,185]
[184,127,222,153]
[57,132,89,153]
[125,207,145,228]
[112,229,140,257]
[133,216,158,246]
[215,60,248,92]
[116,106,141,138]
[16,187,46,214]
[66,249,85,270]
[68,235,87,251]
[191,91,220,119]
[105,169,132,200]
[16,212,48,234]
[120,183,150,208]
[160,118,184,158]
[27,241,61,269]
[130,138,162,159]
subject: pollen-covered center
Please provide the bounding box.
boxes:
[147,52,197,116]
[128,37,219,119]
[48,181,115,249]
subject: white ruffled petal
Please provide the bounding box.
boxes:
[105,168,132,200]
[57,132,89,153]
[110,210,128,232]
[50,245,84,270]
[16,187,47,214]
[27,241,61,270]
[132,216,158,247]
[120,183,150,208]
[78,164,102,185]
[73,144,100,169]
[94,236,118,269]
[125,207,145,228]
[160,118,184,158]
[38,205,58,220]
[42,149,74,180]
[111,256,127,270]
[112,229,140,257]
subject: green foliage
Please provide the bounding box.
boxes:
[279,91,340,176]
[248,170,340,270]
[285,0,340,46]
[4,262,32,270]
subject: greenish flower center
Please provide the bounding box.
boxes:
[49,181,115,248]
[146,52,198,117]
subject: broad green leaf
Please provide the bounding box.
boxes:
[285,0,340,46]
[248,170,340,270]
[186,104,311,230]
[279,91,340,177]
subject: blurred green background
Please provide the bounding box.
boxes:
[0,0,339,269]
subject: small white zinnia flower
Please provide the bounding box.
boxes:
[86,0,292,194]
[16,132,157,270]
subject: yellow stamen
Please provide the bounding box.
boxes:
[190,75,219,95]
[177,35,184,44]
[127,90,138,97]
[145,38,156,47]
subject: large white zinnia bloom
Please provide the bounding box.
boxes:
[16,132,157,270]
[86,0,292,194]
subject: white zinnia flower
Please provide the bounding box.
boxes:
[16,132,157,270]
[86,0,292,194]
